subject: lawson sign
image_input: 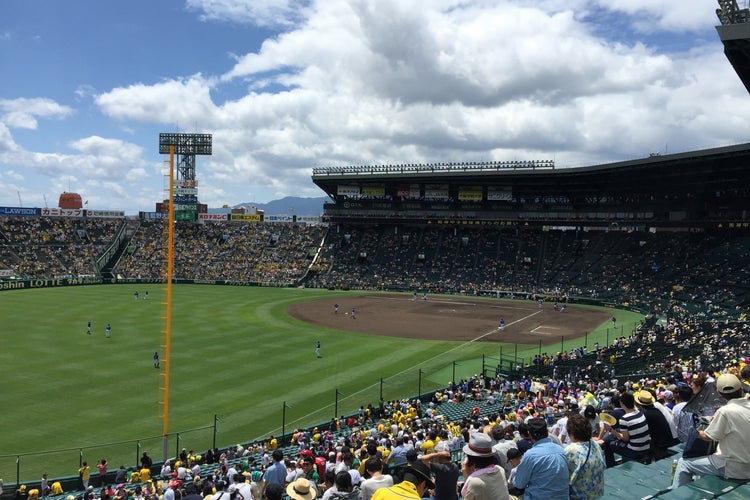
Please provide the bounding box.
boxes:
[0,206,39,216]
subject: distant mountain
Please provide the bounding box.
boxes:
[234,196,328,216]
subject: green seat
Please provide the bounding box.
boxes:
[614,459,651,475]
[603,472,632,498]
[636,470,673,494]
[603,478,661,499]
[715,483,750,499]
[650,458,676,475]
[686,475,740,496]
[651,485,710,500]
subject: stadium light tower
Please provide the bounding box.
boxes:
[159,133,212,180]
[159,133,212,220]
[157,132,212,460]
[716,0,750,94]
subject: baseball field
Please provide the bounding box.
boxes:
[0,284,644,482]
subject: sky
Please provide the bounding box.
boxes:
[2,0,750,215]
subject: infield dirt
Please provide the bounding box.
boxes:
[288,294,610,346]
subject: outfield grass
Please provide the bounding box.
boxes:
[0,285,643,482]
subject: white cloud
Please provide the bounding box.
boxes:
[0,131,152,206]
[186,0,309,28]
[0,168,24,183]
[74,84,97,102]
[590,0,719,33]
[0,98,74,129]
[95,77,217,125]
[206,0,747,170]
[0,122,20,153]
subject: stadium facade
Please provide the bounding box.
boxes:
[312,143,750,228]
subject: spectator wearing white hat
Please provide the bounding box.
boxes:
[671,373,750,489]
[460,432,509,500]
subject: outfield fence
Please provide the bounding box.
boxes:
[0,424,215,492]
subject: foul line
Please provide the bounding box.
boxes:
[474,310,543,342]
[267,309,541,435]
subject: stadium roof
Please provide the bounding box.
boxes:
[311,142,750,199]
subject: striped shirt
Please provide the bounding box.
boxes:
[619,410,651,452]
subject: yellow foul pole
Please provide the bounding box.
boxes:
[161,145,175,456]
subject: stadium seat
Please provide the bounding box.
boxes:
[609,459,651,476]
[636,466,673,494]
[715,483,750,499]
[685,475,742,497]
[602,478,662,499]
[652,486,711,500]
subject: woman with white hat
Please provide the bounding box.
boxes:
[460,433,510,500]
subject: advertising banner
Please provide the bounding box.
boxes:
[41,208,84,217]
[175,211,195,220]
[86,210,125,218]
[458,186,483,201]
[395,183,420,199]
[0,206,38,216]
[230,213,261,222]
[337,185,361,197]
[139,212,168,220]
[266,215,294,222]
[175,179,198,188]
[198,213,228,221]
[296,216,322,224]
[487,187,513,201]
[173,195,198,204]
[361,185,385,198]
[0,276,103,292]
[424,184,449,201]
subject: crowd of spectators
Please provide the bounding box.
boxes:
[3,217,750,321]
[0,217,122,278]
[15,345,748,500]
[0,216,327,285]
[309,224,750,318]
[115,221,325,285]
